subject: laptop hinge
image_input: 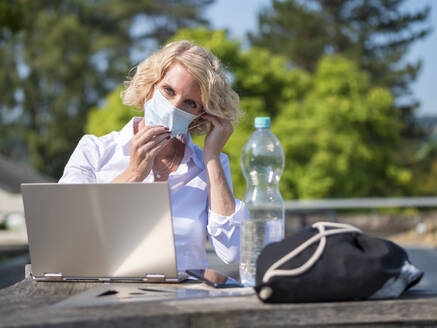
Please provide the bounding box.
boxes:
[98,278,111,282]
[145,274,165,282]
[44,273,63,281]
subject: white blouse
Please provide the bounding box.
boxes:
[59,117,248,270]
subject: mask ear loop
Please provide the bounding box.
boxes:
[188,120,208,131]
[188,111,208,131]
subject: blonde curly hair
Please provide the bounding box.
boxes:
[121,40,240,135]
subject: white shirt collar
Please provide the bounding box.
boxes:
[115,117,141,148]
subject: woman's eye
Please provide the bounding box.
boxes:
[164,87,174,96]
[186,100,197,109]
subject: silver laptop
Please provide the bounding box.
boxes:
[21,182,187,282]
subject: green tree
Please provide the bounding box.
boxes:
[0,0,213,178]
[273,56,410,199]
[249,0,431,130]
[85,87,139,137]
[0,1,25,38]
[408,141,437,196]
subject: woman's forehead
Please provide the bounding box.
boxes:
[161,63,201,95]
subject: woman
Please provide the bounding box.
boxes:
[59,40,248,270]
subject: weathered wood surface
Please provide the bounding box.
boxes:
[0,277,437,328]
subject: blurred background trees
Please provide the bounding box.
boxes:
[0,0,212,178]
[248,0,431,134]
[0,0,435,199]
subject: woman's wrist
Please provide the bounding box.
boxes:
[204,152,220,165]
[204,155,235,216]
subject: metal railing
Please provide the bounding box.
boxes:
[284,197,437,223]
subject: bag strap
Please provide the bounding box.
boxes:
[262,222,361,284]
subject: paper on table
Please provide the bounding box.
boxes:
[52,283,255,308]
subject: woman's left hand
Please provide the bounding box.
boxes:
[202,114,234,161]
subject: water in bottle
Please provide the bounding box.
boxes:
[240,117,285,286]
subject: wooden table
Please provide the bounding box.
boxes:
[1,275,436,327]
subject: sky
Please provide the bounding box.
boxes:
[205,0,437,117]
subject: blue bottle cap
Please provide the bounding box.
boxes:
[254,117,271,128]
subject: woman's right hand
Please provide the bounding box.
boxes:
[113,119,171,182]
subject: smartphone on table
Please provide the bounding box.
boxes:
[186,269,244,288]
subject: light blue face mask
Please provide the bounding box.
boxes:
[144,87,198,137]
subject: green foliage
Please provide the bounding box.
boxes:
[0,1,25,37]
[249,0,431,137]
[86,27,410,200]
[0,0,213,178]
[169,27,240,69]
[86,87,139,136]
[408,141,437,196]
[273,56,410,199]
[250,0,431,88]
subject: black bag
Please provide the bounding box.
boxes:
[255,222,423,303]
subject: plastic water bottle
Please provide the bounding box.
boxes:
[239,117,285,286]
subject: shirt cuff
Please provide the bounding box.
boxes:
[207,198,248,238]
